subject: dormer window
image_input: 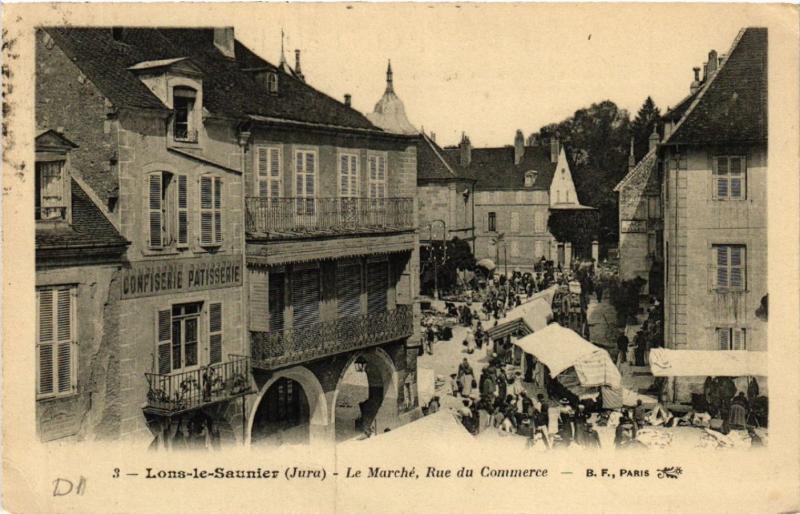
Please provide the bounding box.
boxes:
[524,170,537,188]
[36,160,67,221]
[173,86,198,143]
[267,72,279,95]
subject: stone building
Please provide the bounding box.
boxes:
[238,53,421,445]
[614,131,663,296]
[659,27,768,401]
[444,132,591,272]
[36,27,420,447]
[34,130,129,442]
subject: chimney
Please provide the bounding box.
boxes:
[706,50,719,78]
[459,132,472,167]
[649,126,659,152]
[294,49,305,81]
[690,67,701,94]
[550,137,559,164]
[213,28,235,59]
[514,129,525,165]
[628,137,636,170]
[344,94,351,107]
[430,132,436,143]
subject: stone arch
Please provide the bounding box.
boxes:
[246,366,328,447]
[331,347,400,438]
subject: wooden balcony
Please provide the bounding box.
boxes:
[250,305,413,370]
[144,356,253,416]
[245,197,414,240]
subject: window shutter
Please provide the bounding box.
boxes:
[511,212,519,233]
[292,269,320,328]
[148,174,162,248]
[38,289,55,395]
[209,302,223,364]
[200,176,213,245]
[717,328,730,350]
[257,147,269,197]
[269,272,285,332]
[56,288,72,393]
[177,175,188,245]
[157,309,172,374]
[337,263,362,318]
[350,156,358,196]
[249,268,269,332]
[214,177,223,243]
[730,246,743,289]
[367,261,389,314]
[716,246,729,288]
[732,328,746,350]
[340,155,349,196]
[730,157,743,199]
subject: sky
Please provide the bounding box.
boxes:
[234,4,772,148]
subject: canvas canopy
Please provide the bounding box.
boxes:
[417,367,436,407]
[514,324,621,389]
[340,410,473,450]
[476,258,496,271]
[649,348,768,377]
[487,295,554,340]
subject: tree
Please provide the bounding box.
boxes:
[530,100,632,248]
[547,209,600,255]
[420,237,476,295]
[631,96,662,162]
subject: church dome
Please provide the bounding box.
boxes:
[367,61,418,135]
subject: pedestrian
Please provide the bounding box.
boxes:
[427,396,440,414]
[457,358,475,397]
[465,328,476,354]
[616,333,629,367]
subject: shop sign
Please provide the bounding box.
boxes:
[620,220,647,233]
[120,255,242,299]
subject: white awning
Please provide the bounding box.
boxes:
[649,348,768,377]
[489,296,554,338]
[514,324,621,388]
[340,410,473,450]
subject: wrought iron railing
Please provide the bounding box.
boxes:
[144,356,253,415]
[245,197,414,236]
[251,305,414,369]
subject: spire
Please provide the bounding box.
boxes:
[628,136,636,169]
[385,60,394,93]
[279,29,287,68]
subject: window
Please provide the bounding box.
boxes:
[267,73,279,95]
[716,327,746,350]
[714,156,746,200]
[157,303,202,374]
[295,150,317,216]
[147,172,189,248]
[35,160,67,220]
[510,212,519,233]
[37,286,76,398]
[566,190,570,203]
[556,190,561,203]
[200,175,223,246]
[488,212,497,232]
[534,240,544,259]
[524,171,537,187]
[510,240,520,258]
[713,244,745,290]
[256,146,282,199]
[339,153,359,198]
[648,232,658,256]
[648,195,661,219]
[368,154,387,200]
[173,87,197,143]
[534,212,546,233]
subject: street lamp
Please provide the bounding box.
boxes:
[425,219,447,300]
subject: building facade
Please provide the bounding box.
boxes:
[445,132,590,272]
[34,130,129,442]
[35,26,421,447]
[614,132,663,295]
[660,28,768,400]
